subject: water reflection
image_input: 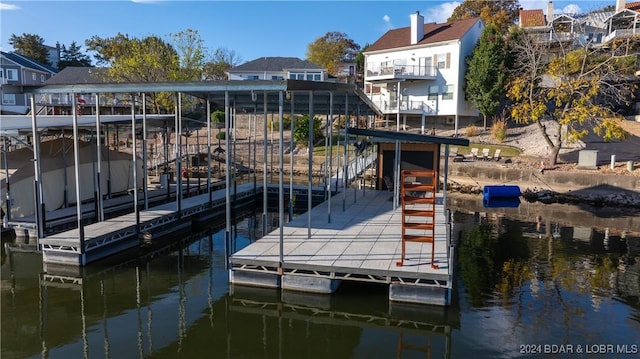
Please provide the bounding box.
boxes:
[2,201,639,359]
[453,203,640,357]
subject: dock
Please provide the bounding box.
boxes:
[39,182,259,266]
[230,189,454,306]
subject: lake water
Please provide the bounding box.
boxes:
[2,198,639,359]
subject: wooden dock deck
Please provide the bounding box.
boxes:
[230,189,454,306]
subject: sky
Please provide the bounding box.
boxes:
[0,0,618,65]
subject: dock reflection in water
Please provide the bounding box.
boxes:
[1,202,639,359]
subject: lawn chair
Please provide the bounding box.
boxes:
[383,175,394,192]
[468,147,479,160]
[493,148,502,161]
[481,148,490,160]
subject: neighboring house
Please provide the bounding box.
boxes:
[363,12,483,131]
[519,0,639,49]
[39,66,132,115]
[519,0,640,118]
[334,61,358,84]
[0,51,57,115]
[45,42,61,70]
[227,57,330,82]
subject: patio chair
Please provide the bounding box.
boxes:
[468,147,479,160]
[481,148,490,160]
[493,149,502,161]
[383,175,394,192]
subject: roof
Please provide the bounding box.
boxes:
[229,57,324,73]
[519,9,546,27]
[1,51,57,74]
[347,128,470,147]
[365,17,480,52]
[19,79,381,119]
[46,66,108,85]
[627,2,640,11]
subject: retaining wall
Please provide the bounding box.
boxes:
[446,163,640,192]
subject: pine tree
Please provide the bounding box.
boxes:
[58,41,92,70]
[9,33,50,65]
[465,24,509,129]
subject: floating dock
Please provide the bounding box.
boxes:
[230,189,454,306]
[39,182,259,266]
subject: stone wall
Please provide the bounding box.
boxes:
[446,163,640,192]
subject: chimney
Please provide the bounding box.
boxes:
[547,1,554,22]
[410,11,424,45]
[616,0,626,11]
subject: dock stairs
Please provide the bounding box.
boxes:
[397,170,438,268]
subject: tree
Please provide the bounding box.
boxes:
[85,33,131,66]
[506,32,632,166]
[171,29,205,81]
[448,0,520,33]
[9,33,50,65]
[465,24,509,129]
[306,32,360,76]
[355,43,370,87]
[86,33,180,113]
[58,41,92,70]
[203,48,243,80]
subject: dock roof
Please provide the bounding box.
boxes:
[23,79,379,116]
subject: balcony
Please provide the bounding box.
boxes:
[365,63,436,83]
[603,29,639,44]
[368,94,435,115]
[527,31,575,45]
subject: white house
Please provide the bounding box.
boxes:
[363,13,483,133]
[227,57,329,81]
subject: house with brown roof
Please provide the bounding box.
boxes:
[519,0,639,48]
[363,12,483,133]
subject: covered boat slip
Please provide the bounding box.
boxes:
[230,189,453,306]
[4,79,471,306]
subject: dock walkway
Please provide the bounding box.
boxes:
[230,189,454,306]
[39,182,259,266]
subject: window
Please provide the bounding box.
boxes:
[299,72,321,81]
[289,73,305,80]
[428,85,439,100]
[41,74,46,82]
[442,84,454,100]
[32,73,37,81]
[436,53,450,69]
[2,93,16,105]
[6,69,18,81]
[247,75,259,80]
[271,75,284,80]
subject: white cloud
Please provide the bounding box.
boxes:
[562,4,581,14]
[521,1,581,15]
[422,1,461,24]
[0,3,21,11]
[382,14,394,29]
